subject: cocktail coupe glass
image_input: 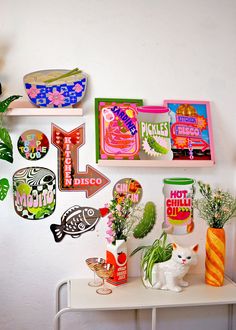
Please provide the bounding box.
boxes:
[94,262,115,295]
[85,257,105,287]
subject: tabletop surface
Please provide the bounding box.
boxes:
[68,274,236,310]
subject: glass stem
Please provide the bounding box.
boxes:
[102,279,107,291]
[93,271,96,283]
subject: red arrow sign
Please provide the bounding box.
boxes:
[190,138,209,152]
[51,124,110,197]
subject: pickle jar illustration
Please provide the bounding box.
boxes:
[162,178,195,235]
[137,106,173,160]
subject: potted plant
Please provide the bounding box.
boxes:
[130,231,173,286]
[0,95,21,200]
[194,181,236,286]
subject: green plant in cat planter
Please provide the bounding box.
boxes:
[130,231,173,285]
[0,95,21,200]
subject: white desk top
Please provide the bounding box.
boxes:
[68,274,236,310]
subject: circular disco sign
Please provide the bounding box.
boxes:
[17,129,49,161]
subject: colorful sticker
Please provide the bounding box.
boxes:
[17,129,49,161]
[162,178,195,235]
[163,100,214,161]
[24,69,87,108]
[50,205,109,242]
[51,123,110,197]
[95,98,143,161]
[106,239,127,286]
[0,178,10,201]
[13,167,56,220]
[113,178,142,204]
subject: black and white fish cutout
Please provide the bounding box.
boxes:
[50,205,109,242]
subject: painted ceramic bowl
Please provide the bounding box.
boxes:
[23,69,87,108]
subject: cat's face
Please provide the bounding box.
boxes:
[171,243,198,266]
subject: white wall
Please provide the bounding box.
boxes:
[1,0,236,329]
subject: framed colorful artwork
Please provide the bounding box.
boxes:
[163,100,215,162]
[95,98,143,162]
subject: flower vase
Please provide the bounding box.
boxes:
[205,227,225,286]
[106,239,128,286]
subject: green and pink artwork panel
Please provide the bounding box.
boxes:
[95,98,143,161]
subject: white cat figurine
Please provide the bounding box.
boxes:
[143,243,199,292]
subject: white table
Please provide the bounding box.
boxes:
[54,274,236,330]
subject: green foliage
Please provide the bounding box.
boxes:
[0,178,10,201]
[194,181,236,228]
[133,202,156,239]
[107,195,157,244]
[0,95,22,200]
[0,128,13,163]
[0,95,22,163]
[107,194,134,242]
[0,95,22,113]
[130,232,173,285]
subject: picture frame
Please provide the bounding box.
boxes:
[95,98,143,162]
[163,100,215,162]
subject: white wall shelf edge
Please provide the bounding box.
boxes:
[6,100,83,116]
[98,159,215,168]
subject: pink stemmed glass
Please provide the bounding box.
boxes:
[85,257,105,287]
[94,262,115,295]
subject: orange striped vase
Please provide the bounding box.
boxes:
[205,227,225,286]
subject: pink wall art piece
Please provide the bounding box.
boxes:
[95,98,143,161]
[51,123,110,197]
[163,100,215,162]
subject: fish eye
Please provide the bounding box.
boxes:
[178,255,182,258]
[87,209,95,216]
[187,256,191,260]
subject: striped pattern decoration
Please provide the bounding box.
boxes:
[205,227,225,287]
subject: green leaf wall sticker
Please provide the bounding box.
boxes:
[0,178,10,201]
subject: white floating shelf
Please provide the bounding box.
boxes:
[98,159,215,167]
[6,100,83,116]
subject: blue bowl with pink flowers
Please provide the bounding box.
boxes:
[23,69,87,108]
